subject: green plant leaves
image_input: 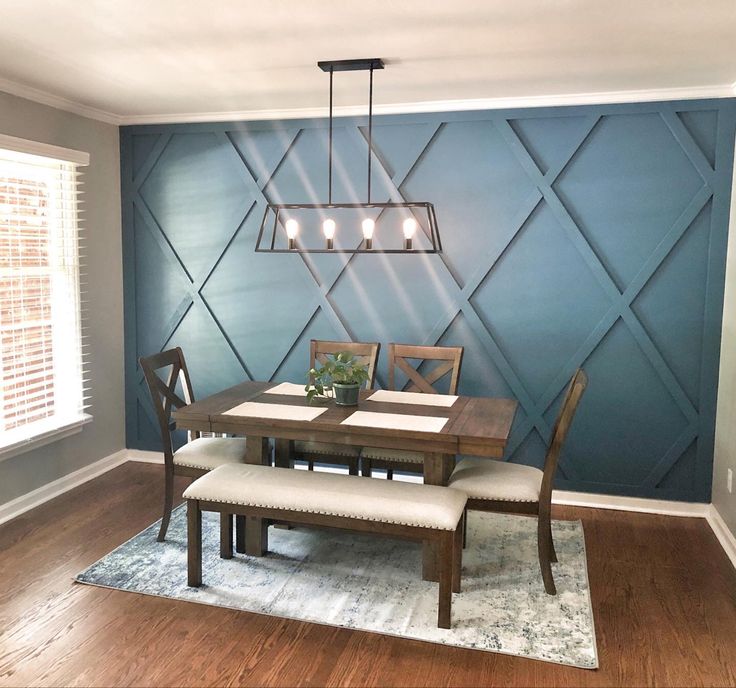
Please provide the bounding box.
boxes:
[305,351,369,404]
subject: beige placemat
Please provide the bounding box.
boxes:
[367,390,458,407]
[264,382,309,396]
[341,410,448,433]
[223,401,326,421]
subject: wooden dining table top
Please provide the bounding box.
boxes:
[172,381,518,458]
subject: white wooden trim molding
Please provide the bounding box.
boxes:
[0,448,127,526]
[706,505,736,569]
[0,133,90,165]
[2,77,735,127]
[0,76,120,125]
[120,83,736,125]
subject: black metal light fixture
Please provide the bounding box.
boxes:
[255,58,442,254]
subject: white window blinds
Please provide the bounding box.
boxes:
[0,137,90,455]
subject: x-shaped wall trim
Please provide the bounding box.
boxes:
[128,106,719,490]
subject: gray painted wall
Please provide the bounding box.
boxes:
[713,137,736,537]
[0,91,125,506]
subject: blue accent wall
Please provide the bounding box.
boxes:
[121,99,736,503]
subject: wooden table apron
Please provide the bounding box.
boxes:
[172,381,517,581]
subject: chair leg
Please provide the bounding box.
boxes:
[538,514,556,595]
[187,500,202,587]
[452,514,463,593]
[235,515,246,553]
[348,458,359,476]
[386,468,394,480]
[361,458,372,477]
[220,513,233,559]
[308,461,314,471]
[157,465,175,542]
[462,508,468,549]
[548,521,558,563]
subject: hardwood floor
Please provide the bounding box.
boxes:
[1,461,735,687]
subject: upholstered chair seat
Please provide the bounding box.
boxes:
[173,437,248,472]
[448,458,543,502]
[294,440,361,459]
[360,447,424,464]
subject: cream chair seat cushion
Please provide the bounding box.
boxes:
[183,463,467,530]
[173,437,248,471]
[360,447,424,464]
[294,440,360,458]
[449,457,543,502]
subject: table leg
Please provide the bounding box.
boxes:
[273,439,295,529]
[274,438,294,468]
[422,452,453,581]
[246,436,270,466]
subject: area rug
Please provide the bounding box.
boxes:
[76,506,598,668]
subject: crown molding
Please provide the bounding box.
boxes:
[120,83,736,125]
[1,76,735,128]
[0,76,121,125]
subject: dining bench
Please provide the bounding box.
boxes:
[183,463,467,629]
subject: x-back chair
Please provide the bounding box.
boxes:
[361,343,464,479]
[139,347,248,541]
[448,368,588,595]
[292,339,380,474]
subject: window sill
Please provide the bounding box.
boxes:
[0,414,93,463]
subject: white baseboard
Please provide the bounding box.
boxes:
[126,449,164,464]
[0,448,128,526]
[3,448,735,571]
[551,489,711,517]
[706,505,736,569]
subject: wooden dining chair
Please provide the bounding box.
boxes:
[361,343,464,479]
[448,368,588,595]
[139,347,248,541]
[294,339,380,475]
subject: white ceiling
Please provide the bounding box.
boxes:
[0,0,735,124]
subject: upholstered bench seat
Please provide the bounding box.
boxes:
[184,463,466,628]
[173,437,247,472]
[449,457,543,502]
[183,463,466,530]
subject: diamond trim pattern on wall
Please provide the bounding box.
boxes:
[122,100,736,502]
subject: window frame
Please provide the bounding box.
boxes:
[0,134,91,462]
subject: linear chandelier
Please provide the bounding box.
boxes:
[255,58,442,254]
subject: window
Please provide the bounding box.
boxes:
[0,135,90,456]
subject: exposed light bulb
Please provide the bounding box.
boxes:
[285,219,298,249]
[362,218,375,249]
[362,218,375,239]
[403,217,417,250]
[323,218,336,249]
[285,219,299,239]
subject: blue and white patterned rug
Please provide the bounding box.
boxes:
[76,506,597,668]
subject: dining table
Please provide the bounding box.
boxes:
[172,380,517,581]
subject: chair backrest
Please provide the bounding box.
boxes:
[388,343,464,394]
[539,368,588,504]
[139,347,197,461]
[310,339,381,389]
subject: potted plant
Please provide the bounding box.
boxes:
[306,351,369,406]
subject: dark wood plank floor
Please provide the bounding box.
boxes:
[1,461,735,687]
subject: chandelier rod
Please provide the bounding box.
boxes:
[328,66,334,205]
[368,65,374,203]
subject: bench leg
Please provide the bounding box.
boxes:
[187,500,202,587]
[235,515,246,553]
[452,514,463,593]
[220,513,233,559]
[245,516,268,556]
[438,531,453,629]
